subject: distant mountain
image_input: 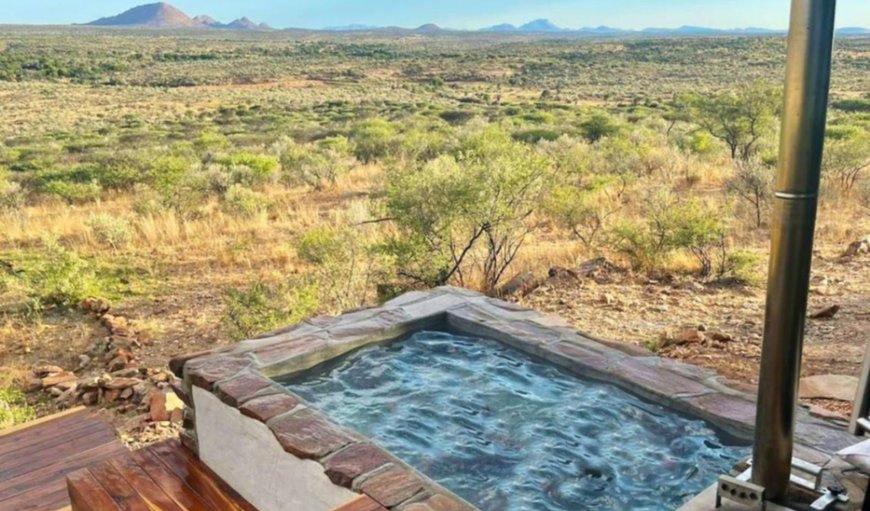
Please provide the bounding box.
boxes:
[323,24,380,31]
[223,18,259,30]
[414,23,442,34]
[483,23,518,32]
[518,19,564,32]
[577,26,632,36]
[81,7,870,37]
[86,2,199,28]
[837,27,870,35]
[644,25,722,36]
[192,15,217,27]
[84,2,270,30]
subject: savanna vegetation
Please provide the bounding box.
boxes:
[1,27,868,425]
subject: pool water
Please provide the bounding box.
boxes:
[281,331,747,511]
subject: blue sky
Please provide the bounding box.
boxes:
[3,0,869,29]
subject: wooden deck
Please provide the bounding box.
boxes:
[4,407,386,511]
[331,495,388,511]
[67,438,258,511]
[0,407,129,511]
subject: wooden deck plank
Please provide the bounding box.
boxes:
[0,407,87,438]
[68,441,255,511]
[128,450,216,511]
[88,461,151,511]
[0,409,127,511]
[0,441,128,500]
[331,494,389,511]
[148,440,258,511]
[0,412,104,457]
[0,425,117,479]
[108,455,187,511]
[0,481,70,511]
[67,469,122,511]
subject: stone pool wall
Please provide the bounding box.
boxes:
[170,286,858,510]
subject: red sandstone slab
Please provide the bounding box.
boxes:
[269,408,355,459]
[253,337,328,366]
[214,372,274,407]
[324,443,394,488]
[610,357,711,399]
[169,347,234,378]
[239,393,300,423]
[186,357,251,391]
[683,392,756,430]
[356,466,425,508]
[540,341,620,375]
[403,494,476,511]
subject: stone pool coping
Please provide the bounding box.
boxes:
[170,286,856,510]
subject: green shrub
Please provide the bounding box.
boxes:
[131,184,164,215]
[544,180,619,248]
[0,170,25,209]
[610,189,725,275]
[296,225,385,310]
[0,388,35,429]
[279,138,355,189]
[351,118,397,163]
[86,214,133,249]
[716,249,763,286]
[439,110,476,126]
[521,110,555,124]
[194,130,230,152]
[579,112,620,142]
[40,180,102,203]
[512,128,561,144]
[384,126,552,292]
[77,153,146,190]
[18,240,103,311]
[222,184,268,217]
[147,155,194,196]
[297,228,342,265]
[398,128,453,164]
[681,131,716,155]
[217,152,280,187]
[224,280,320,341]
[833,99,870,113]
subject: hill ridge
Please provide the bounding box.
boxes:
[85,2,270,30]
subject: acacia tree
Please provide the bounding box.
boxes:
[681,85,780,161]
[726,156,774,228]
[382,127,551,293]
[823,132,870,194]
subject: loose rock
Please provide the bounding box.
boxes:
[809,305,840,320]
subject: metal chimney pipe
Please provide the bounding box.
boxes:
[751,0,837,501]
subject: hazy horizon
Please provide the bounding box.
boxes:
[2,0,869,30]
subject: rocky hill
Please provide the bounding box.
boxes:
[85,2,270,30]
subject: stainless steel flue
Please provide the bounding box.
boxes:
[751,0,837,501]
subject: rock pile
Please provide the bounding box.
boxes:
[25,360,183,423]
[23,297,184,431]
[843,236,870,259]
[658,325,734,350]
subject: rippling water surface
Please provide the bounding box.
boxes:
[282,331,747,511]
